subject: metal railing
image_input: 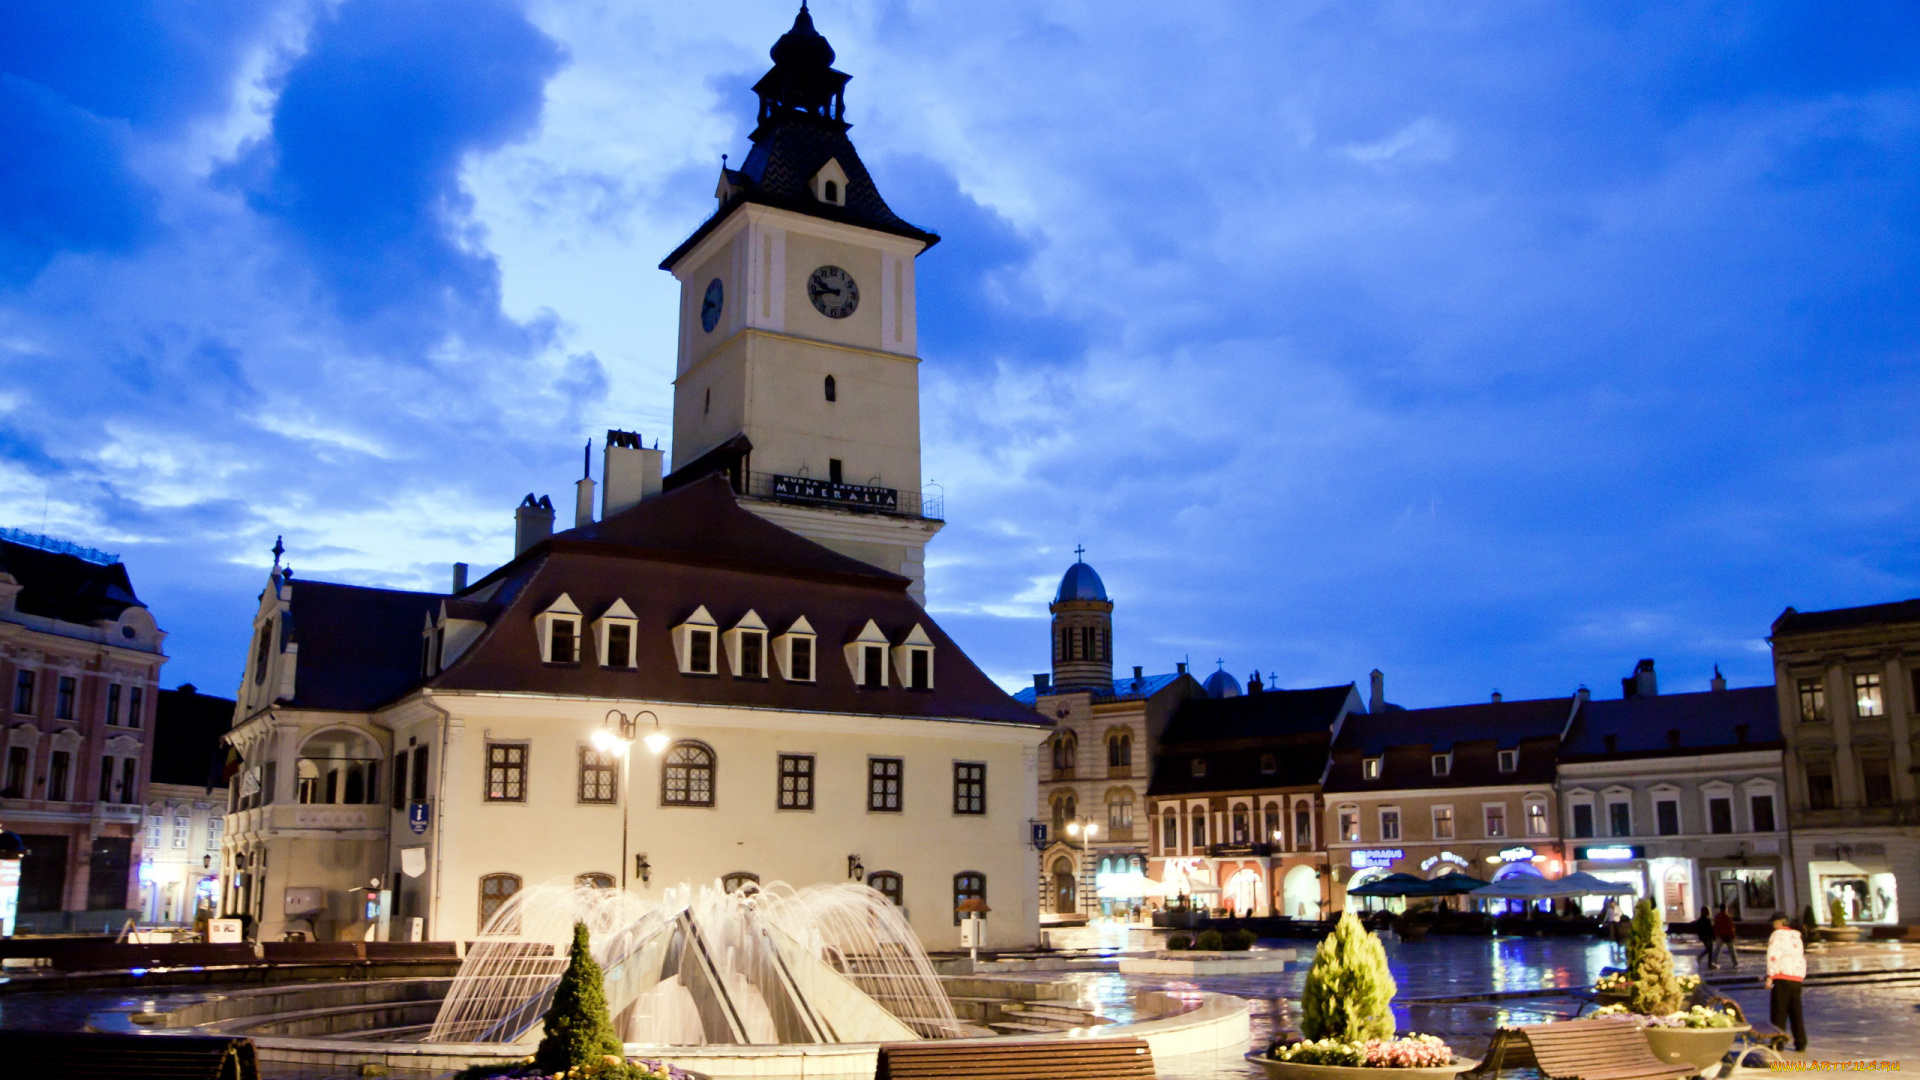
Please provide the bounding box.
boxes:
[0,527,119,566]
[742,472,944,521]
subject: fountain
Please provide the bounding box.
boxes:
[428,879,963,1047]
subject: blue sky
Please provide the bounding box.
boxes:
[4,1,1919,707]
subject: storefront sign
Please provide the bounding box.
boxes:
[1579,845,1641,861]
[1496,846,1537,862]
[1350,848,1403,869]
[0,859,18,937]
[408,802,432,836]
[1419,851,1470,871]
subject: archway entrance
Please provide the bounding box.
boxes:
[1226,868,1262,917]
[1051,856,1076,914]
[1282,864,1321,919]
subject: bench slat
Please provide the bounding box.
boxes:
[878,1038,1153,1080]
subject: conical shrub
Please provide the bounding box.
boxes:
[535,921,625,1075]
[1301,911,1397,1042]
[1626,898,1682,1016]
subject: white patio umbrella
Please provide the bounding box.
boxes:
[1473,874,1565,900]
[1554,871,1638,896]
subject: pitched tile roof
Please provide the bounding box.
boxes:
[1560,685,1781,760]
[280,579,445,711]
[0,537,146,625]
[1147,685,1357,796]
[1012,671,1185,706]
[1772,599,1920,637]
[1324,695,1575,793]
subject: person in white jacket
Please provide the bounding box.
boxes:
[1765,913,1807,1051]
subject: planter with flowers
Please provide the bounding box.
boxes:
[1248,912,1474,1080]
[455,922,705,1080]
[1591,970,1700,1007]
[1595,901,1746,1075]
[1818,897,1865,944]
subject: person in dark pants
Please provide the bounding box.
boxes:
[1695,907,1716,968]
[1766,912,1807,1052]
[1713,905,1739,969]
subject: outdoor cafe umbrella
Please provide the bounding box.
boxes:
[1404,873,1490,896]
[1472,874,1565,900]
[1553,871,1637,896]
[1345,872,1428,897]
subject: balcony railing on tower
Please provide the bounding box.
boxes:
[743,471,944,521]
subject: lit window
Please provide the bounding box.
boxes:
[1796,677,1827,722]
[1484,804,1506,838]
[173,810,190,848]
[1432,806,1454,840]
[485,743,527,802]
[1526,802,1548,836]
[1362,756,1382,780]
[1854,672,1884,717]
[578,746,617,804]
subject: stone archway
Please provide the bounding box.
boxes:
[1282,864,1321,919]
[1050,855,1077,913]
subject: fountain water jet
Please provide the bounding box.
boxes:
[427,879,962,1047]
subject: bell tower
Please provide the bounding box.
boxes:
[659,4,944,603]
[1050,551,1114,692]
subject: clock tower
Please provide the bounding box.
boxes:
[660,4,943,603]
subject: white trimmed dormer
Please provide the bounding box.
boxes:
[724,610,769,679]
[535,594,583,665]
[891,623,935,691]
[774,616,816,682]
[673,605,720,676]
[594,599,638,670]
[810,158,849,206]
[845,619,890,689]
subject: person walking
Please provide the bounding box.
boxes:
[1713,905,1739,969]
[1695,906,1716,968]
[1765,912,1807,1052]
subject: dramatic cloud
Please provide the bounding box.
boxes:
[2,1,1918,707]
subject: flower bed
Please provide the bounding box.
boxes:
[1591,1003,1735,1029]
[1592,972,1700,995]
[1266,1034,1457,1068]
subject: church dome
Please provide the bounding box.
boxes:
[1055,560,1108,603]
[1203,668,1242,698]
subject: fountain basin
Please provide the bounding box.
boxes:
[1119,948,1297,976]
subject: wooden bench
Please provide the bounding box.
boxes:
[1461,1017,1695,1080]
[876,1036,1154,1080]
[0,1030,258,1080]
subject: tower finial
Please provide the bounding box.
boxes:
[271,535,284,570]
[1073,543,1085,562]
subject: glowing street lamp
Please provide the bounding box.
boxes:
[600,710,667,890]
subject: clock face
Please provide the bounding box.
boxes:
[701,278,724,333]
[807,265,859,319]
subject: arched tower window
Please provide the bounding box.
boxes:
[1107,729,1132,770]
[824,375,836,402]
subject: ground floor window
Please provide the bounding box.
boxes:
[867,871,903,906]
[479,873,521,932]
[953,871,985,924]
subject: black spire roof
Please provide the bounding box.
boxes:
[662,4,936,270]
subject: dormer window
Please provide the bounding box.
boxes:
[673,606,720,676]
[725,610,769,680]
[846,619,889,689]
[775,617,817,682]
[594,599,638,669]
[1190,758,1207,778]
[1431,752,1452,777]
[1259,754,1277,775]
[1497,749,1518,773]
[536,594,583,665]
[1362,756,1383,781]
[892,623,935,691]
[811,158,849,206]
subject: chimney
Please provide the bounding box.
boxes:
[1176,661,1188,676]
[1491,690,1503,703]
[1621,658,1657,698]
[1247,672,1263,693]
[575,441,596,529]
[1133,665,1144,680]
[602,429,664,519]
[1577,685,1591,703]
[1033,673,1051,694]
[1711,664,1726,692]
[1369,669,1385,713]
[514,494,554,556]
[451,562,468,593]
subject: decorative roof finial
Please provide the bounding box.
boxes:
[270,535,285,571]
[1073,544,1086,562]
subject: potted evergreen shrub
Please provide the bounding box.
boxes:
[461,922,697,1080]
[1820,897,1864,943]
[1592,900,1746,1074]
[1249,912,1472,1078]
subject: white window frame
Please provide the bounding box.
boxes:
[1602,786,1633,838]
[1431,804,1455,840]
[1431,752,1453,777]
[1378,805,1401,841]
[1565,788,1596,837]
[1648,783,1681,836]
[1496,749,1518,773]
[891,623,936,691]
[535,593,584,664]
[593,598,639,669]
[774,616,817,682]
[845,619,890,688]
[810,157,849,205]
[1524,797,1549,837]
[1337,803,1360,843]
[724,610,770,680]
[1702,780,1737,835]
[1482,801,1507,838]
[1853,671,1884,717]
[1742,777,1780,833]
[1362,756,1382,781]
[672,605,720,675]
